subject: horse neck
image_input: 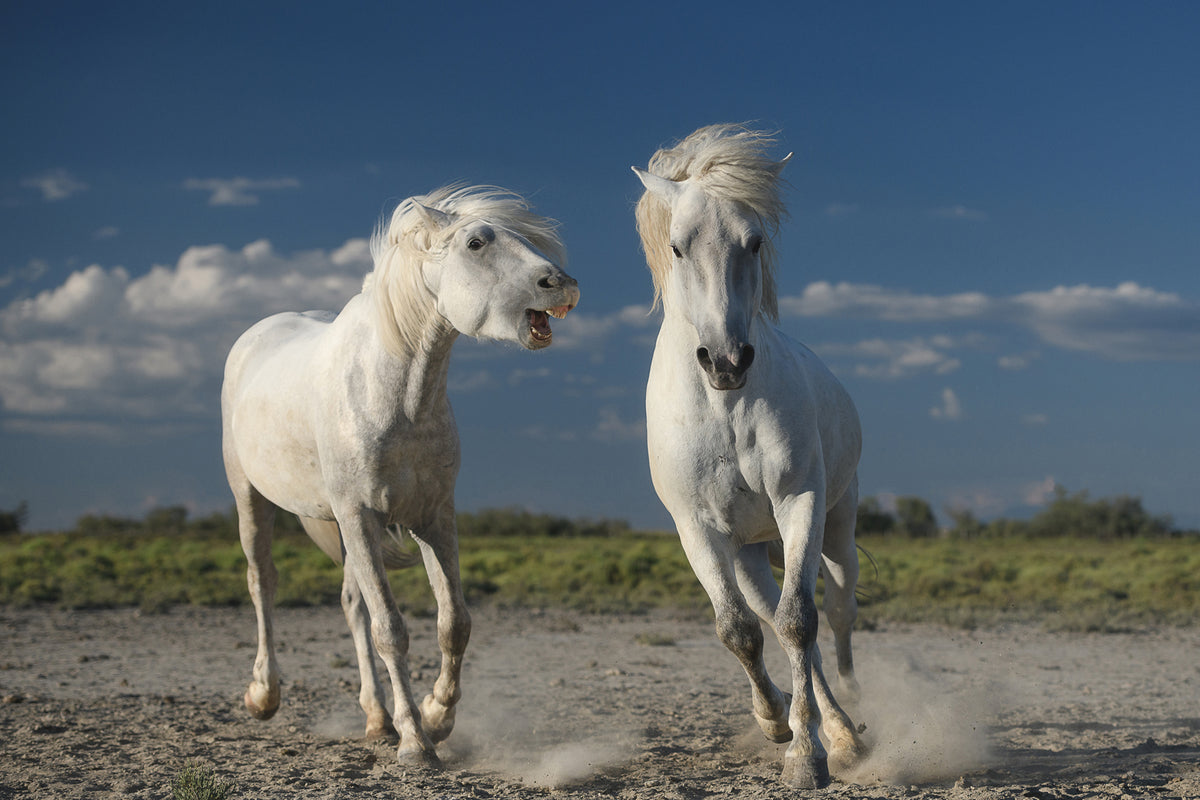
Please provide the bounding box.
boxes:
[365,309,460,423]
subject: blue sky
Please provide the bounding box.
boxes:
[2,1,1198,532]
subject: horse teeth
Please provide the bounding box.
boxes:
[546,305,571,319]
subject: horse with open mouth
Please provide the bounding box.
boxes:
[634,125,866,789]
[221,183,578,768]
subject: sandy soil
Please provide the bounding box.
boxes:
[1,604,1197,799]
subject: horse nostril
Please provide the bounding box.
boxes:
[741,344,755,370]
[537,273,561,290]
[696,347,713,369]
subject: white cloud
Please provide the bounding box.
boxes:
[592,407,646,442]
[183,176,301,206]
[781,281,992,322]
[998,352,1037,370]
[819,336,963,379]
[0,239,369,429]
[929,387,963,420]
[1011,282,1200,361]
[780,281,1200,363]
[94,226,120,240]
[1023,475,1059,506]
[21,168,88,201]
[0,259,49,289]
[932,204,988,221]
[551,304,656,349]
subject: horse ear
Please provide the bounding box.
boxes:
[632,166,685,203]
[776,152,793,174]
[413,201,452,230]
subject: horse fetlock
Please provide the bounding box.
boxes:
[781,752,832,790]
[420,693,457,743]
[244,680,280,720]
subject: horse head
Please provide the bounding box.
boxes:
[634,167,780,390]
[370,185,579,354]
[633,124,789,390]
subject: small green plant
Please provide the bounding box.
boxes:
[171,761,234,800]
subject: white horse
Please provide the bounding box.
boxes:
[633,125,866,788]
[221,184,579,766]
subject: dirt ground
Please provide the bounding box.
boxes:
[1,604,1197,799]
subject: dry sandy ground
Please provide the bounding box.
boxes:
[1,605,1197,799]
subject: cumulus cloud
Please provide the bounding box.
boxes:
[781,281,1200,363]
[551,304,656,350]
[1011,282,1200,361]
[818,336,963,379]
[929,387,963,420]
[21,168,88,201]
[0,240,369,429]
[781,281,992,322]
[1023,475,1059,506]
[183,176,301,206]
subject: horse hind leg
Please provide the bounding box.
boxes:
[815,486,867,771]
[341,567,397,739]
[234,485,282,721]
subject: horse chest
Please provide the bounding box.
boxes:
[648,412,779,535]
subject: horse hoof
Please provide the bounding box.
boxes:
[781,753,831,789]
[365,718,398,741]
[244,682,279,721]
[420,694,456,743]
[829,734,868,772]
[754,713,793,744]
[397,745,442,770]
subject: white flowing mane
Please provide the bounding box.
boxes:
[365,183,567,356]
[635,124,788,320]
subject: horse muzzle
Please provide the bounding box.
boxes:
[696,343,755,390]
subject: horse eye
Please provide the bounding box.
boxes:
[670,244,682,258]
[467,238,485,251]
[751,238,762,256]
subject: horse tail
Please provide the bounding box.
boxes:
[769,539,880,602]
[297,516,423,570]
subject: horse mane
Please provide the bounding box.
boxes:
[635,123,788,320]
[364,183,566,357]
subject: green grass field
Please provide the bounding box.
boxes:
[2,528,1196,631]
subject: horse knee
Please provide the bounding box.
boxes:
[371,614,409,661]
[776,596,819,650]
[714,604,764,663]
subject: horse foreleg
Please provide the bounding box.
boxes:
[679,528,791,744]
[234,488,281,721]
[338,508,438,767]
[774,492,834,789]
[412,517,471,744]
[340,568,396,739]
[733,542,793,741]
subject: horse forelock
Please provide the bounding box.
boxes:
[364,184,565,357]
[635,124,786,321]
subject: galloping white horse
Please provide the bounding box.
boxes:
[221,184,579,766]
[633,125,865,788]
